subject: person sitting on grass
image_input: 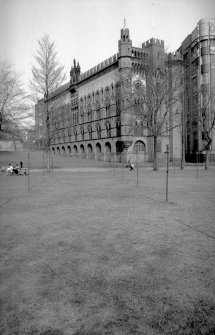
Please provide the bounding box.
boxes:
[6,164,14,176]
[13,164,20,175]
[129,162,135,171]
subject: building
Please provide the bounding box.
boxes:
[180,18,215,161]
[35,19,215,164]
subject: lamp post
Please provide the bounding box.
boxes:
[165,144,169,202]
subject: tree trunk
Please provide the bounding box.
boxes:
[153,136,158,171]
[12,134,16,151]
[205,150,209,170]
[46,149,51,171]
[45,100,51,171]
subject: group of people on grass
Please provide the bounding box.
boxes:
[5,162,24,176]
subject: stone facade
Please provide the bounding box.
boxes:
[180,18,215,161]
[37,22,215,163]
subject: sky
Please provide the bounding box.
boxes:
[0,0,215,92]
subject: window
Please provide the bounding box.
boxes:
[106,123,111,138]
[88,126,92,140]
[105,102,111,117]
[88,106,92,121]
[74,129,77,141]
[80,128,84,140]
[116,99,121,115]
[96,124,101,139]
[96,102,101,119]
[116,121,121,137]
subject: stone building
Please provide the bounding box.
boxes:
[179,18,215,161]
[33,21,186,161]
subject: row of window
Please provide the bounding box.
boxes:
[51,123,121,143]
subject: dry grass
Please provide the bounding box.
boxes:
[0,153,215,335]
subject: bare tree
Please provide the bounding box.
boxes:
[30,34,66,168]
[124,64,183,170]
[198,91,215,169]
[0,62,30,146]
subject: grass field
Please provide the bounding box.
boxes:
[0,151,215,335]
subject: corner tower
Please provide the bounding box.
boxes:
[118,20,132,69]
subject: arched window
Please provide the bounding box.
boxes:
[105,100,111,117]
[96,124,101,139]
[106,122,111,138]
[88,126,92,140]
[133,141,145,153]
[116,121,121,137]
[88,106,92,122]
[96,102,100,119]
[116,99,121,115]
[80,127,84,140]
[74,129,77,141]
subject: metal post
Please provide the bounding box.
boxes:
[165,145,169,202]
[28,151,30,191]
[136,160,139,187]
[136,149,139,188]
[121,154,124,179]
[173,155,175,176]
[51,155,54,172]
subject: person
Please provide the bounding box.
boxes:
[13,164,20,175]
[129,163,135,171]
[6,164,14,175]
[20,161,23,168]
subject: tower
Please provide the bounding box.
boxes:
[118,19,132,69]
[142,38,165,73]
[70,59,81,85]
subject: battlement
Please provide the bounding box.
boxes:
[167,51,183,62]
[49,82,70,99]
[78,53,118,82]
[142,38,164,47]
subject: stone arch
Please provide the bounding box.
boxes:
[62,146,66,155]
[80,144,86,158]
[52,147,55,155]
[73,145,78,156]
[131,140,146,163]
[105,142,112,162]
[116,141,124,162]
[133,140,146,153]
[67,145,71,155]
[87,143,94,159]
[57,146,60,154]
[95,142,102,161]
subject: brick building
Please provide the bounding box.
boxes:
[35,19,215,163]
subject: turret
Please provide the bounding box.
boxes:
[118,20,132,69]
[142,38,165,72]
[70,59,81,85]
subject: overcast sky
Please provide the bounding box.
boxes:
[0,0,214,91]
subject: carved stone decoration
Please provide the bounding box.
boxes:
[210,46,215,55]
[210,22,215,35]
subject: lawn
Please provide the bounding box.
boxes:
[0,151,215,335]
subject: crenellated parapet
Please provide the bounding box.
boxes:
[167,51,183,62]
[48,82,70,100]
[78,54,118,82]
[142,38,164,48]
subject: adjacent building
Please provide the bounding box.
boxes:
[180,18,215,161]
